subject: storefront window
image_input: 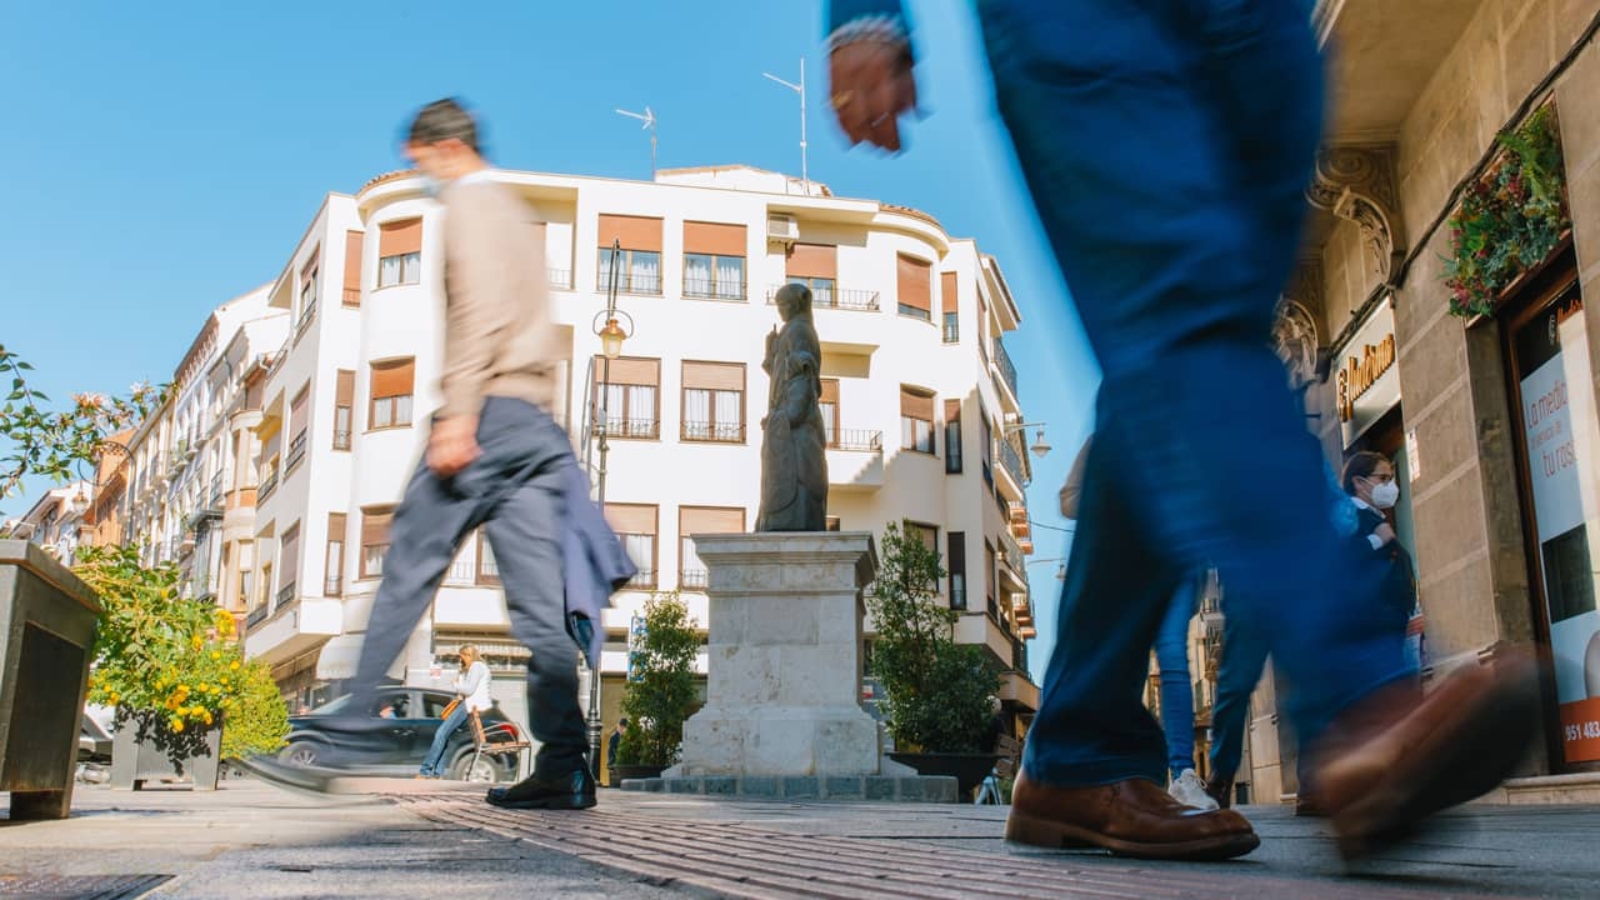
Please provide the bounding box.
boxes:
[1508,281,1600,765]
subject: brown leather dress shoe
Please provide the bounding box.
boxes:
[1005,773,1260,860]
[1311,645,1545,858]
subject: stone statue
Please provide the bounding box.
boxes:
[756,284,829,532]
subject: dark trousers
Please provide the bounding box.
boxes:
[343,397,587,776]
[979,0,1410,787]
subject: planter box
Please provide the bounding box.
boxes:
[110,723,222,791]
[0,540,103,820]
[888,752,1001,798]
[612,763,668,786]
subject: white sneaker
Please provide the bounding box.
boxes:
[1169,768,1220,811]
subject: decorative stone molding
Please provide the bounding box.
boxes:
[1272,297,1321,390]
[1307,145,1405,283]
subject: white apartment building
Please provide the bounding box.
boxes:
[1,482,92,563]
[121,288,287,611]
[225,164,1045,740]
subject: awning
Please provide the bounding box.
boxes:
[315,634,364,681]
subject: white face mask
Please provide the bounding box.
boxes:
[1370,480,1400,510]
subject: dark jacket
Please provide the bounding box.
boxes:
[563,461,636,668]
[1349,505,1417,630]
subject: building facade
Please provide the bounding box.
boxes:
[223,164,1045,763]
[1238,0,1600,803]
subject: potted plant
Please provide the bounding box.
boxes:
[869,521,1002,797]
[612,591,700,782]
[75,544,288,789]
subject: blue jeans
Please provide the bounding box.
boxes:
[420,702,469,777]
[981,0,1412,788]
[1154,576,1201,780]
[1208,609,1269,786]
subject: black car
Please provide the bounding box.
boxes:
[280,686,524,782]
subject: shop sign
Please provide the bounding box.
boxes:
[1336,298,1401,447]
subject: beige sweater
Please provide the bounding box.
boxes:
[438,177,559,420]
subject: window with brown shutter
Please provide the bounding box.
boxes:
[325,513,345,596]
[598,214,663,295]
[681,361,745,442]
[279,523,301,603]
[819,378,841,447]
[678,506,745,590]
[683,222,747,301]
[377,218,422,288]
[333,370,354,450]
[944,398,963,474]
[369,358,414,431]
[786,243,838,309]
[298,250,320,328]
[343,230,364,306]
[360,509,394,579]
[593,356,660,439]
[604,503,658,589]
[476,531,500,585]
[287,383,310,471]
[907,521,938,552]
[900,387,936,454]
[940,272,959,343]
[897,255,932,322]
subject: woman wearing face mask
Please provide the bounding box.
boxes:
[1342,451,1418,647]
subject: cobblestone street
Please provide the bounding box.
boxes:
[5,780,1598,899]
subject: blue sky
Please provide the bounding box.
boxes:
[0,1,1100,681]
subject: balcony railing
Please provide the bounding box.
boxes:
[942,312,960,343]
[275,582,296,608]
[680,569,708,591]
[996,436,1026,489]
[766,285,879,312]
[207,473,223,510]
[257,469,280,502]
[245,604,269,629]
[830,429,883,452]
[286,432,307,472]
[595,416,660,440]
[992,337,1019,399]
[683,275,746,302]
[548,268,574,290]
[626,568,656,590]
[445,560,476,585]
[333,428,352,451]
[682,421,745,443]
[325,574,342,597]
[597,268,663,296]
[478,559,500,584]
[295,299,317,336]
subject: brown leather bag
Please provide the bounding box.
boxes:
[439,697,461,720]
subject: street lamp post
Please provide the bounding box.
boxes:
[586,238,634,775]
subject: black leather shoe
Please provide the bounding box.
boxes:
[486,768,597,810]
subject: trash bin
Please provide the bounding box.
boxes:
[0,540,102,820]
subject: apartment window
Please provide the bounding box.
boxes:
[333,370,354,450]
[476,531,499,585]
[683,222,747,300]
[605,503,657,589]
[377,218,422,287]
[681,361,745,442]
[342,230,364,307]
[819,379,840,447]
[278,523,300,604]
[948,532,968,610]
[286,382,310,472]
[594,356,660,439]
[980,408,994,486]
[897,254,932,322]
[786,242,838,308]
[824,516,842,532]
[360,509,393,579]
[984,541,999,619]
[597,214,663,295]
[940,272,960,342]
[900,387,936,454]
[679,506,744,591]
[325,513,345,596]
[258,562,273,614]
[944,399,963,474]
[298,251,320,329]
[369,358,415,430]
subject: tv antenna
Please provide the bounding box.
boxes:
[615,106,657,179]
[762,58,809,194]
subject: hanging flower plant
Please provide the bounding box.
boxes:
[1443,105,1571,318]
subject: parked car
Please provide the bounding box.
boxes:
[79,711,114,764]
[279,686,524,782]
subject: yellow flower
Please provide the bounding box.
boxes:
[211,651,221,661]
[199,683,209,692]
[202,712,214,726]
[108,692,119,705]
[229,661,240,671]
[191,636,204,650]
[171,718,185,733]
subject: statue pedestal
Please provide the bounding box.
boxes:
[635,532,955,803]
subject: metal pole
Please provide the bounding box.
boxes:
[587,238,623,777]
[798,57,808,194]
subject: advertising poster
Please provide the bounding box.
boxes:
[1517,290,1600,763]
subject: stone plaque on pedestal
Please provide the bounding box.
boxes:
[633,532,955,803]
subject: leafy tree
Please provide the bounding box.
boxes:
[868,521,1000,753]
[615,592,700,767]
